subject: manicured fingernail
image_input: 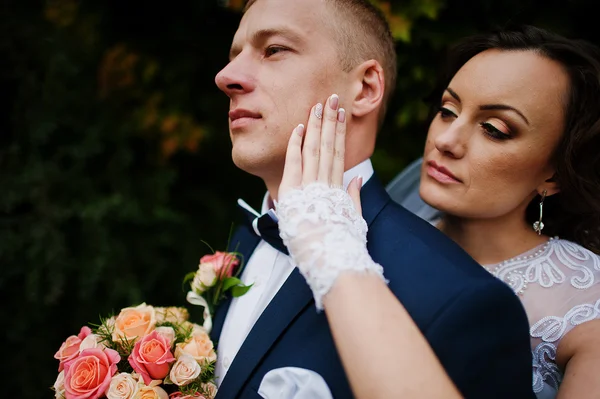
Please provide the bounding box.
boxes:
[314,103,323,119]
[296,124,305,136]
[337,108,346,123]
[329,94,339,110]
[357,175,363,188]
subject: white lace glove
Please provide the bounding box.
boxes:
[277,96,386,309]
[276,182,385,310]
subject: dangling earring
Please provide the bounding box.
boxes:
[533,190,547,235]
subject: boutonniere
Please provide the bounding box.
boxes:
[185,248,252,333]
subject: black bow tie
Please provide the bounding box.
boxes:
[237,199,289,255]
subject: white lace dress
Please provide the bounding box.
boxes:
[482,237,600,398]
[277,183,600,399]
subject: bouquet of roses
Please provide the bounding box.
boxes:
[52,304,217,399]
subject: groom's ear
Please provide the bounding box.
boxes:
[348,59,385,118]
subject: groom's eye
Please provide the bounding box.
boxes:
[265,46,288,57]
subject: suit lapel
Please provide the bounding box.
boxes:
[214,268,313,399]
[210,226,260,342]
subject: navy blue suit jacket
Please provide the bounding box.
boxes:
[211,175,534,399]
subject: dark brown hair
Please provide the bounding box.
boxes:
[429,25,600,253]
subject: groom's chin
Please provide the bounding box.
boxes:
[231,147,285,180]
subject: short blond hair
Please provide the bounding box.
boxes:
[244,0,397,121]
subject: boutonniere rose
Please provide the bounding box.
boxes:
[185,250,251,333]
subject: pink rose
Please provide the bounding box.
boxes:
[128,330,176,385]
[63,348,120,399]
[54,326,92,371]
[199,252,239,279]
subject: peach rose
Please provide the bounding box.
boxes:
[113,303,156,343]
[201,382,217,399]
[199,252,239,279]
[63,348,120,399]
[136,380,169,399]
[169,354,201,386]
[174,329,216,364]
[155,307,189,324]
[128,330,176,385]
[53,371,65,399]
[106,372,139,399]
[155,326,175,346]
[180,322,206,336]
[54,326,92,371]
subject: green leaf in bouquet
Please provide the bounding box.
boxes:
[231,284,253,298]
[221,277,243,292]
[182,271,197,292]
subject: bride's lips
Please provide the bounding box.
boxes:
[426,160,462,184]
[229,109,262,129]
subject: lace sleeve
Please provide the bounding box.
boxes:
[276,183,386,310]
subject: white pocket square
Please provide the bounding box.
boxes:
[258,367,334,399]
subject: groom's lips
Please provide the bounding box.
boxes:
[229,109,262,130]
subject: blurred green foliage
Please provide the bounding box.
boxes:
[2,0,599,397]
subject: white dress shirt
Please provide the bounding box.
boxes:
[215,159,374,386]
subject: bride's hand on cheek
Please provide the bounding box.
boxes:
[279,94,362,214]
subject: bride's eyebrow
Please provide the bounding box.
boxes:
[445,87,530,125]
[445,87,461,102]
[480,104,530,125]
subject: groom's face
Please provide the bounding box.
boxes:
[215,0,349,180]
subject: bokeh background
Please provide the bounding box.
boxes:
[2,0,599,396]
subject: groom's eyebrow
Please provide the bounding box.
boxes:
[229,27,304,60]
[251,28,304,46]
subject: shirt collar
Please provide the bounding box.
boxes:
[260,158,374,214]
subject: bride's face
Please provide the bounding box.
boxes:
[420,49,568,221]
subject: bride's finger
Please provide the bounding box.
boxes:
[279,124,305,197]
[301,103,324,186]
[330,108,346,187]
[317,94,339,184]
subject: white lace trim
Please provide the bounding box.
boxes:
[276,182,385,310]
[486,240,600,396]
[530,298,600,342]
[486,239,600,295]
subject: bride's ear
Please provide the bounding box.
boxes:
[348,59,385,118]
[537,174,560,197]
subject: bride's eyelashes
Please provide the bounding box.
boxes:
[479,122,513,141]
[438,105,514,141]
[438,106,457,119]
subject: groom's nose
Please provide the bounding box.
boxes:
[215,56,256,98]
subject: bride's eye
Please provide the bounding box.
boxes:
[480,122,512,140]
[438,106,457,119]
